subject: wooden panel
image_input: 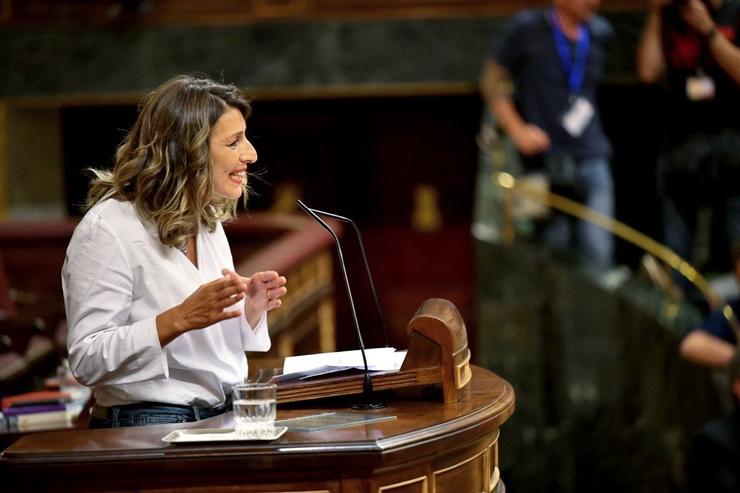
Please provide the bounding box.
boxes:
[5,107,65,218]
[0,0,649,25]
[378,475,429,493]
[433,450,487,493]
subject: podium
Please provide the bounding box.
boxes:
[277,298,473,404]
[0,300,516,493]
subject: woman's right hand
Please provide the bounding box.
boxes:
[156,274,247,345]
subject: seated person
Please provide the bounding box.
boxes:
[679,245,740,491]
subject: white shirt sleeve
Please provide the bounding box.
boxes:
[241,308,271,352]
[62,214,168,387]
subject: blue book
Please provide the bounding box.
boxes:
[2,403,66,416]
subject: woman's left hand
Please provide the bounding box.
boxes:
[222,269,287,327]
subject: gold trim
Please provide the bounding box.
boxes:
[455,350,472,389]
[433,448,486,476]
[378,475,428,493]
[491,170,740,338]
[489,467,500,493]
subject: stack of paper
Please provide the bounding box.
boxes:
[278,347,406,381]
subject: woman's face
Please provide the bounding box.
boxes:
[209,106,257,200]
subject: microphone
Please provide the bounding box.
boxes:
[299,207,389,348]
[296,200,386,410]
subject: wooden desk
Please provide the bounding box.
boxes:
[0,366,514,493]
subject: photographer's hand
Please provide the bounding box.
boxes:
[681,0,715,36]
[637,0,672,82]
[681,0,740,85]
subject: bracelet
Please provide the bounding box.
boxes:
[705,26,718,42]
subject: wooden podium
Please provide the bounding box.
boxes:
[277,298,473,403]
[0,299,516,493]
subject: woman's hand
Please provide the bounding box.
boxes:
[222,269,287,328]
[156,274,248,346]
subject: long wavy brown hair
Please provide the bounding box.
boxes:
[86,74,252,250]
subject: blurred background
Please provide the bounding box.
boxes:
[0,1,729,492]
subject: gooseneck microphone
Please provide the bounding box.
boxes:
[296,200,386,410]
[299,207,390,348]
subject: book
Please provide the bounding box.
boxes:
[2,403,67,416]
[1,390,71,410]
[4,410,71,432]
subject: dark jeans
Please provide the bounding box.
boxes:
[89,401,231,429]
[540,154,615,270]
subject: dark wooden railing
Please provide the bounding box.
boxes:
[1,0,646,26]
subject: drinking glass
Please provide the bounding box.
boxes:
[232,382,277,437]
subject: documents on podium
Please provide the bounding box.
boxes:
[279,347,406,381]
[274,298,473,404]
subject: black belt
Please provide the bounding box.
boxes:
[90,399,232,419]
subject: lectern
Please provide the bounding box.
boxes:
[277,298,473,403]
[0,299,516,493]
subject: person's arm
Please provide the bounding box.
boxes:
[479,59,550,156]
[636,0,670,83]
[679,330,736,368]
[708,33,740,84]
[681,0,740,84]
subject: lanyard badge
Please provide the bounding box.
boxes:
[550,9,594,137]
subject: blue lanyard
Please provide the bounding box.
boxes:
[550,9,590,96]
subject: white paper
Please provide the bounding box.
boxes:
[282,347,406,377]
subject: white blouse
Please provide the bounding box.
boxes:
[62,198,270,407]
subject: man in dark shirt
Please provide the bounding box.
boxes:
[480,0,615,270]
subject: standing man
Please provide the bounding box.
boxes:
[480,0,615,270]
[637,0,740,282]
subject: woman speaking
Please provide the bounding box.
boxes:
[62,74,287,428]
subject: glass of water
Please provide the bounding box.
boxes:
[232,382,277,438]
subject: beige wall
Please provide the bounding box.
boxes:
[0,105,65,220]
